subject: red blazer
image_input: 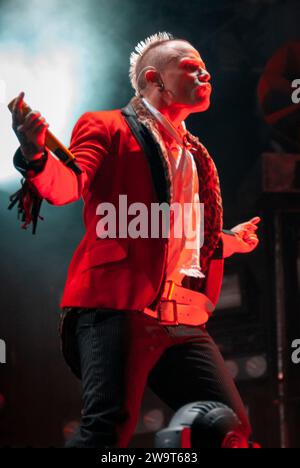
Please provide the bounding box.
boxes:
[25,109,224,310]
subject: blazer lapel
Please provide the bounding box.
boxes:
[121,102,171,206]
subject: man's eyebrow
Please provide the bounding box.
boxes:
[179,57,205,67]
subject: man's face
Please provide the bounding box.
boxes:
[159,41,212,112]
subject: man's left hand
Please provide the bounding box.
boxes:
[230,216,261,254]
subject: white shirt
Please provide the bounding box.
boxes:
[142,98,205,284]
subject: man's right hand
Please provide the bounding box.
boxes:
[12,91,49,161]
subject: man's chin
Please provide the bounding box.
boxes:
[191,98,211,113]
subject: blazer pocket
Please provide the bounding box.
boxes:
[81,238,129,272]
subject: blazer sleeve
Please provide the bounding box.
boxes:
[17,111,111,206]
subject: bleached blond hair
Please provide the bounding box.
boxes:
[129,32,174,95]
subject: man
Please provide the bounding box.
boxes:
[11,32,260,448]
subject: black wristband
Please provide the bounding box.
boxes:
[14,148,48,176]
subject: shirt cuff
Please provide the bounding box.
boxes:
[222,228,235,237]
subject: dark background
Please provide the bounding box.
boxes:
[0,0,300,448]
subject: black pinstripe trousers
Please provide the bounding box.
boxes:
[60,308,251,448]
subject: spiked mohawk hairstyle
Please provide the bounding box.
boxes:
[129,31,174,95]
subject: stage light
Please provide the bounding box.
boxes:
[245,355,267,379]
[155,401,249,449]
[225,359,240,380]
[0,43,82,185]
[0,0,114,187]
[224,355,268,382]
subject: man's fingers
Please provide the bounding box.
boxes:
[244,234,258,244]
[21,118,43,132]
[249,217,261,224]
[12,92,26,127]
[242,218,261,232]
[12,91,25,112]
[24,121,48,139]
[13,92,24,116]
[30,123,49,137]
[16,115,48,150]
[22,111,41,127]
[16,91,25,110]
[243,224,258,231]
[21,114,47,132]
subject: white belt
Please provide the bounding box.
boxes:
[144,281,215,326]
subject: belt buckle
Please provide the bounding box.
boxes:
[157,299,178,326]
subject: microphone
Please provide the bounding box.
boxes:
[8,97,82,175]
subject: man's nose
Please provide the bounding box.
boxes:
[198,69,211,82]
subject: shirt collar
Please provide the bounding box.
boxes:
[142,97,189,148]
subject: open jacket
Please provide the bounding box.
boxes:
[13,97,227,311]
